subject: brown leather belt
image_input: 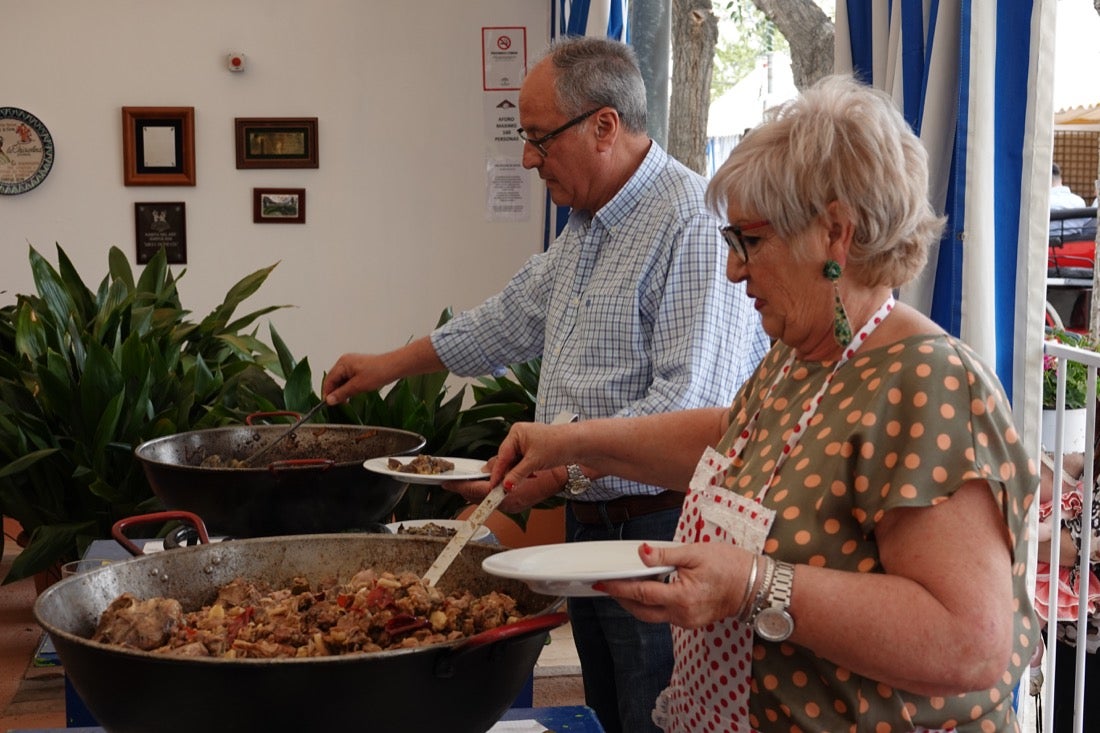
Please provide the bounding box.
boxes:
[569,491,685,524]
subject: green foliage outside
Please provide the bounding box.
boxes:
[1043,327,1100,409]
[712,1,790,101]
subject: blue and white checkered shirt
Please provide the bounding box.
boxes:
[432,143,769,501]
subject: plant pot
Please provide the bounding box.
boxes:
[13,529,62,594]
[458,505,566,549]
[1041,407,1089,453]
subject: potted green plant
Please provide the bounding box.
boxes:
[0,246,544,584]
[1042,327,1100,451]
[0,244,292,583]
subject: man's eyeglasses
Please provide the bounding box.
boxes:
[518,108,602,156]
[720,220,770,263]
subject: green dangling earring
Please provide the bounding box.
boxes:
[823,260,852,347]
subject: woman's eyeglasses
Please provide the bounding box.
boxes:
[518,108,602,156]
[719,220,770,263]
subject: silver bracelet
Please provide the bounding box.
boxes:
[733,555,760,621]
[743,555,776,624]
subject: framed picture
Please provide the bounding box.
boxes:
[134,202,187,264]
[122,107,196,186]
[253,187,306,223]
[235,117,318,169]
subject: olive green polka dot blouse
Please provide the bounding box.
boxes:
[714,334,1039,732]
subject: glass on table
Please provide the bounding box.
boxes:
[61,558,113,578]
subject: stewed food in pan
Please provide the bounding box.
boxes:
[92,568,524,658]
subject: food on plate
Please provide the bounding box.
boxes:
[395,521,458,538]
[386,454,456,475]
[92,569,524,658]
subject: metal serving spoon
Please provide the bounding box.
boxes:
[242,401,326,467]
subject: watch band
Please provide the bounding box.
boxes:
[768,561,795,611]
[565,463,592,495]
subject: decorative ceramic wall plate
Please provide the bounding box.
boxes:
[0,107,55,195]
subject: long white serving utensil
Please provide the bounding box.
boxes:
[422,410,577,586]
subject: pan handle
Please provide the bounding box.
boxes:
[245,410,304,426]
[433,611,569,678]
[111,511,212,556]
[267,458,336,473]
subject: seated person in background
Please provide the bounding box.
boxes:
[1050,162,1097,243]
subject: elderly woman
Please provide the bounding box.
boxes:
[483,75,1039,732]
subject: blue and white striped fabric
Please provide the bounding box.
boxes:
[544,1,630,246]
[836,0,1055,454]
[553,0,628,42]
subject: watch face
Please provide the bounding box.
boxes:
[754,608,794,642]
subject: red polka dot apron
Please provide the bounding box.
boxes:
[652,297,897,733]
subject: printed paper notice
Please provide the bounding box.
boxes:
[484,94,522,153]
[486,159,528,221]
[483,27,526,91]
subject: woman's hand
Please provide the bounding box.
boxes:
[597,542,755,629]
[442,462,568,513]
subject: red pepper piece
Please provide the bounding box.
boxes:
[364,586,394,609]
[384,614,428,636]
[225,605,256,645]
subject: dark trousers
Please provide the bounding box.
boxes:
[1050,638,1100,733]
[565,504,679,733]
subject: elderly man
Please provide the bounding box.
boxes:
[324,37,768,733]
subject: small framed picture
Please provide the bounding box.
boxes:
[134,202,187,263]
[122,107,196,186]
[253,187,306,223]
[235,117,318,169]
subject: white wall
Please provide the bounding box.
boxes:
[1,0,549,387]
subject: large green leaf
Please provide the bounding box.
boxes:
[79,342,125,437]
[198,263,279,333]
[13,301,47,362]
[54,245,97,319]
[107,245,136,291]
[268,325,297,383]
[134,247,169,298]
[0,448,60,478]
[283,360,315,410]
[5,521,97,581]
[28,247,80,332]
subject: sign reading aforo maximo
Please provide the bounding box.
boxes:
[0,107,55,195]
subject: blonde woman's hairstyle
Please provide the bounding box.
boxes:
[706,74,945,288]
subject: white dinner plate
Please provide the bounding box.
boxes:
[385,519,492,542]
[363,456,490,485]
[481,540,679,597]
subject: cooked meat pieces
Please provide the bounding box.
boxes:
[395,522,457,537]
[92,569,524,659]
[386,454,456,475]
[198,454,248,468]
[92,594,184,651]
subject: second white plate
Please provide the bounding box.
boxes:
[481,540,679,597]
[363,456,490,485]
